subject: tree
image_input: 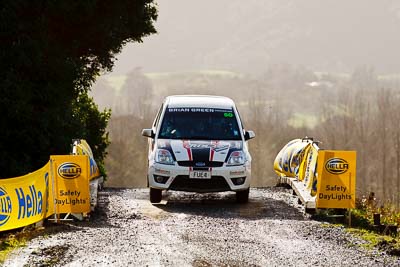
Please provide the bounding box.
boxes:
[0,1,157,177]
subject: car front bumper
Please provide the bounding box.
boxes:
[148,161,251,192]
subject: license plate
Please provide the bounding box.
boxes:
[189,171,211,179]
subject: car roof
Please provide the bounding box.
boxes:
[165,95,235,109]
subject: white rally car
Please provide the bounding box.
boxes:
[142,95,255,203]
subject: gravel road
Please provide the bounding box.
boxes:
[4,187,400,266]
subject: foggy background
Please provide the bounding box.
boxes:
[91,1,400,205]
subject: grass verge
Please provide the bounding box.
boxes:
[313,206,400,256]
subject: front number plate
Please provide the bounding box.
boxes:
[189,171,211,179]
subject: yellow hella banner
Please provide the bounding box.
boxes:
[51,155,90,214]
[1,155,91,231]
[0,162,53,231]
[316,150,356,209]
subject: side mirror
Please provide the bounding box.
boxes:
[244,130,255,141]
[142,128,155,138]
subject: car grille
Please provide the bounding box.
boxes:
[177,161,224,167]
[169,175,231,193]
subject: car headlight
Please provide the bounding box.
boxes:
[155,149,175,165]
[227,151,245,166]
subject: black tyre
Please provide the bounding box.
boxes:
[236,188,249,203]
[150,188,162,203]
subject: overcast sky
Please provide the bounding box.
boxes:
[111,0,400,75]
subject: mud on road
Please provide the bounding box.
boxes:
[4,187,400,266]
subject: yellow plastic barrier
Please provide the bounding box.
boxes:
[72,139,100,180]
[274,138,319,197]
[275,138,357,209]
[274,139,313,178]
[298,143,319,196]
[0,140,97,232]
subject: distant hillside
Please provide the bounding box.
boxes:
[113,0,400,75]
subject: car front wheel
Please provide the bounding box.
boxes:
[236,188,249,203]
[150,188,162,203]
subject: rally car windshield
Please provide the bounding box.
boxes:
[158,108,242,140]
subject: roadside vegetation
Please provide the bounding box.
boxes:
[0,235,24,263]
[314,193,400,256]
[0,227,45,264]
